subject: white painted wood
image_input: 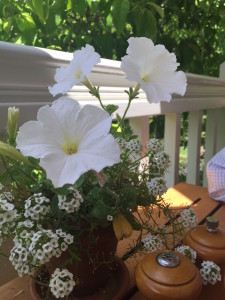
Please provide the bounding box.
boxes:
[186,111,203,185]
[203,109,218,186]
[1,41,225,131]
[129,116,149,148]
[164,113,181,187]
[216,108,225,152]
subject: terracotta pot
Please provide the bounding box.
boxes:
[30,257,130,300]
[30,224,130,299]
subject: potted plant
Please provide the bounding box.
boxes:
[0,37,188,299]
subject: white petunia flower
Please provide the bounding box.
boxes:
[121,37,187,103]
[48,44,100,96]
[16,97,121,188]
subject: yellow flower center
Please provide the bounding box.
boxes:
[62,142,78,155]
[75,70,82,79]
[141,74,149,82]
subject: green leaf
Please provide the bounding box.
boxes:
[123,210,142,231]
[119,188,136,209]
[105,104,118,115]
[112,0,130,35]
[0,172,11,186]
[89,200,108,219]
[135,10,157,40]
[32,0,49,23]
[17,13,36,32]
[67,0,72,10]
[76,0,88,15]
[74,175,85,188]
[148,2,164,18]
[51,195,59,212]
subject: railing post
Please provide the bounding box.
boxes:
[187,111,203,185]
[129,116,150,148]
[164,113,181,187]
[217,62,225,152]
[203,109,218,186]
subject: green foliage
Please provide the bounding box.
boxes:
[1,0,223,75]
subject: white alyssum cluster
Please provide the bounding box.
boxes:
[58,187,84,213]
[0,183,4,190]
[179,207,197,228]
[152,152,170,173]
[200,261,222,285]
[24,193,50,220]
[175,245,197,263]
[116,138,142,163]
[49,268,76,298]
[0,192,18,245]
[146,177,167,197]
[9,227,74,277]
[142,234,162,252]
[146,138,162,153]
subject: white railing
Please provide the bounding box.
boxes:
[1,41,225,187]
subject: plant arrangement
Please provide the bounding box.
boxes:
[0,37,190,299]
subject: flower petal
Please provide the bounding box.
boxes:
[121,37,187,103]
[74,105,112,142]
[48,44,100,96]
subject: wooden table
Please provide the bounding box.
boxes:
[0,183,224,300]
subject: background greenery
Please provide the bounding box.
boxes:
[0,0,224,183]
[1,0,224,76]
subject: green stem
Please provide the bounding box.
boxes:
[82,76,106,110]
[113,83,140,134]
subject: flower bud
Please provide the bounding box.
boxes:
[113,213,133,240]
[7,107,20,145]
[0,141,30,165]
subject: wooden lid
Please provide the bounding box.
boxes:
[138,250,198,286]
[189,225,225,250]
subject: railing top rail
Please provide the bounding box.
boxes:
[1,41,225,127]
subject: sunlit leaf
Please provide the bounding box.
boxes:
[112,0,130,35]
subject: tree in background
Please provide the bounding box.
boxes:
[0,0,224,76]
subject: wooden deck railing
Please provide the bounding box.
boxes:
[1,41,225,187]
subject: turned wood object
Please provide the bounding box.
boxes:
[183,217,225,300]
[135,250,202,300]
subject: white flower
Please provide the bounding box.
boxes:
[49,44,100,96]
[121,37,187,103]
[16,97,121,188]
[146,177,167,197]
[0,183,3,191]
[175,245,197,263]
[49,268,75,298]
[107,215,113,221]
[200,261,222,285]
[180,207,197,228]
[142,234,162,252]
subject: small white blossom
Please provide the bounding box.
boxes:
[49,268,75,298]
[142,235,162,252]
[146,177,167,197]
[24,194,50,220]
[180,207,197,228]
[0,183,4,191]
[107,215,113,221]
[146,138,162,153]
[58,188,84,213]
[175,245,197,263]
[200,261,222,285]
